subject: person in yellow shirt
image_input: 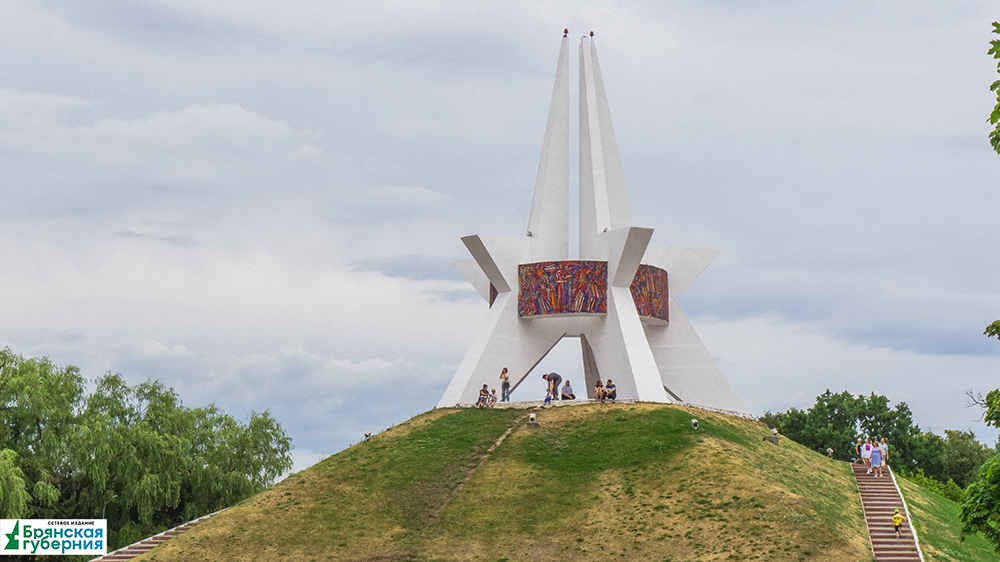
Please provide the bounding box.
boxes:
[892,509,907,538]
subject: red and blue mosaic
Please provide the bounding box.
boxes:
[629,264,669,322]
[517,261,608,316]
[516,261,669,321]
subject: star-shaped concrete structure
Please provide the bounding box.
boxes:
[438,34,746,414]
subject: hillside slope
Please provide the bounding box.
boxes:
[134,403,872,561]
[896,477,997,561]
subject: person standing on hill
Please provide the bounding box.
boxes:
[542,372,562,400]
[499,367,511,402]
[870,441,884,477]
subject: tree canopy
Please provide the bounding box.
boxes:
[0,348,293,553]
[760,390,923,471]
[761,389,993,495]
[958,323,1000,553]
[991,22,1000,154]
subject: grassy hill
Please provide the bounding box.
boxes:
[896,477,997,561]
[133,402,879,561]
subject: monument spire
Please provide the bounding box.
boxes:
[526,33,570,261]
[439,33,747,414]
[579,35,634,259]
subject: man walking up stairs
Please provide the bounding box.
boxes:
[852,463,922,561]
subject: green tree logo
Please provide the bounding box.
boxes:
[3,521,19,551]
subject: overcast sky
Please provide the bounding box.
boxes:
[2,1,998,472]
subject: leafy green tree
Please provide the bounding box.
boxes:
[940,430,992,489]
[990,22,1000,154]
[910,431,948,483]
[769,390,924,469]
[0,348,293,553]
[855,393,921,471]
[0,449,30,518]
[959,323,1000,553]
[961,455,1000,552]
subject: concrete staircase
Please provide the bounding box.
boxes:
[87,510,222,562]
[852,463,923,561]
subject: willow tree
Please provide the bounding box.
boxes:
[0,348,293,550]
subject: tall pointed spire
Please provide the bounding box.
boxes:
[526,34,570,261]
[440,34,747,415]
[579,35,634,259]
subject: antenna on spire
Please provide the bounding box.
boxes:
[589,31,594,37]
[563,28,568,38]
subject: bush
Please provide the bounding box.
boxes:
[899,468,964,503]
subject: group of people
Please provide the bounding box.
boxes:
[593,379,616,402]
[475,384,498,408]
[496,368,619,404]
[854,437,911,539]
[855,437,890,477]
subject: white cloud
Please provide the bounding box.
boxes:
[1,1,998,475]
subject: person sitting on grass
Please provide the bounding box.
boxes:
[594,380,606,402]
[605,379,617,402]
[892,509,907,539]
[487,389,497,407]
[476,384,489,408]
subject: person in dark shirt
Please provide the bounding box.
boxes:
[542,372,562,400]
[605,379,617,402]
[476,384,489,408]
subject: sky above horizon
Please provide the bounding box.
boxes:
[2,1,999,473]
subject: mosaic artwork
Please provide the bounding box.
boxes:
[518,260,608,317]
[630,264,669,322]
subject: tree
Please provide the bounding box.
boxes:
[940,429,992,489]
[959,323,1000,553]
[769,390,924,469]
[990,22,1000,154]
[961,454,1000,552]
[0,348,293,553]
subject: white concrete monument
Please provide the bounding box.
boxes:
[438,33,747,414]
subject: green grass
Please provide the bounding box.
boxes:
[897,476,997,561]
[128,402,996,561]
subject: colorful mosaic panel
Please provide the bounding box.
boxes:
[518,261,608,317]
[630,264,669,322]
